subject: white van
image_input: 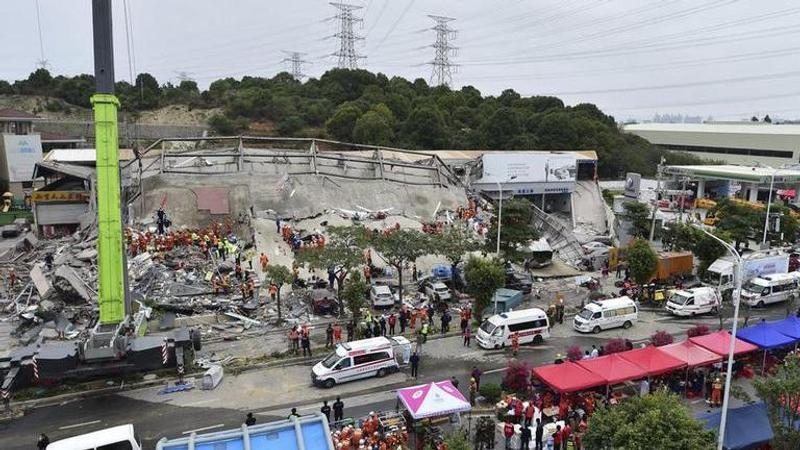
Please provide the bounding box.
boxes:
[312,336,411,388]
[47,424,142,450]
[476,308,550,349]
[741,272,800,307]
[665,287,721,316]
[574,296,638,334]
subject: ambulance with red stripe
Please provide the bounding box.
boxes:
[476,308,550,349]
[312,336,412,388]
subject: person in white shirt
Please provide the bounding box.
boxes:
[590,345,599,358]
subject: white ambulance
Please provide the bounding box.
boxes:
[476,308,550,349]
[312,336,411,388]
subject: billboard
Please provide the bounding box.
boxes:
[479,153,577,184]
[3,134,43,182]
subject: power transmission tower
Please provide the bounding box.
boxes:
[281,51,309,80]
[427,15,458,87]
[329,2,365,69]
[174,71,195,83]
[34,0,49,70]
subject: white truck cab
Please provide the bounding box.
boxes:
[47,424,142,450]
[574,296,638,334]
[476,308,549,349]
[312,336,411,388]
[666,287,720,316]
[741,272,800,307]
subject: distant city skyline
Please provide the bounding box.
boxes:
[1,0,799,122]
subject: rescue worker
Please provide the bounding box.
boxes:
[325,323,334,348]
[333,323,343,344]
[289,326,300,354]
[511,331,520,356]
[259,252,269,271]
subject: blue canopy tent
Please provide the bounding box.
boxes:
[699,402,774,450]
[737,321,798,349]
[771,316,800,340]
[738,320,798,375]
[156,414,334,450]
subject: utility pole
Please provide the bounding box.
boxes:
[329,2,365,69]
[427,15,458,87]
[648,158,665,242]
[281,51,309,80]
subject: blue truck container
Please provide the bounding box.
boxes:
[156,414,334,450]
[481,288,523,318]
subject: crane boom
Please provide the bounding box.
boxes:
[92,0,127,324]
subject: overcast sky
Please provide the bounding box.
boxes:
[2,0,800,122]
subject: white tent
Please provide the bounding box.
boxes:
[396,380,471,419]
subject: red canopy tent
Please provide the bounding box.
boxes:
[658,340,722,367]
[689,330,759,357]
[532,362,606,393]
[577,354,648,385]
[619,345,687,376]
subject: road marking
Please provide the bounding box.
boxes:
[184,398,219,407]
[182,424,226,435]
[59,420,101,430]
[484,367,506,375]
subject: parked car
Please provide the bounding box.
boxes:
[0,223,20,238]
[370,284,396,308]
[582,241,610,254]
[421,280,452,301]
[506,271,532,294]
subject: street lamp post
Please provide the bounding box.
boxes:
[495,175,517,256]
[693,225,743,450]
[762,170,777,246]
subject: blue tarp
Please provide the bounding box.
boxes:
[771,316,800,340]
[737,321,798,349]
[699,402,774,450]
[156,414,333,450]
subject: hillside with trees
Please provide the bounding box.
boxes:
[1,68,707,178]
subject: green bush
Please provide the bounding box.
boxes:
[479,382,502,403]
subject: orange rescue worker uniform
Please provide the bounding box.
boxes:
[511,332,520,356]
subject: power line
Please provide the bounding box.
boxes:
[122,0,135,83]
[374,0,416,50]
[427,15,458,87]
[329,2,365,69]
[281,51,310,80]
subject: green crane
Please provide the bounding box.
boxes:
[92,0,127,324]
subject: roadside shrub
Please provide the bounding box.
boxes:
[479,383,502,403]
[687,324,710,338]
[502,360,531,394]
[603,338,627,355]
[567,345,584,361]
[650,330,674,347]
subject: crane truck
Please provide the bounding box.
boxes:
[0,0,199,403]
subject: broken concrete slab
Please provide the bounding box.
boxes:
[75,248,98,261]
[29,265,52,297]
[53,265,93,303]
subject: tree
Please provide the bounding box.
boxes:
[622,201,651,240]
[295,225,369,313]
[687,324,710,338]
[325,103,362,141]
[602,338,628,354]
[441,432,471,450]
[502,360,531,394]
[754,353,800,449]
[567,345,584,361]
[481,107,521,149]
[277,115,305,136]
[692,228,731,274]
[436,226,480,288]
[764,114,772,123]
[627,239,658,287]
[403,106,448,148]
[463,256,505,319]
[340,270,368,320]
[352,110,394,145]
[208,114,247,135]
[583,390,715,450]
[264,265,292,321]
[373,229,431,304]
[485,198,540,261]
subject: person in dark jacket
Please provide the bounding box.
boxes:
[535,418,544,450]
[333,396,344,422]
[245,412,256,426]
[301,332,312,357]
[37,434,50,450]
[410,352,420,378]
[320,400,331,422]
[520,425,532,450]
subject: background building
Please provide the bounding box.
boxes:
[623,122,800,167]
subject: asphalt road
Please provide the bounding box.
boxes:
[0,306,791,449]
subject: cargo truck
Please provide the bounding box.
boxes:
[652,251,694,281]
[703,252,789,299]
